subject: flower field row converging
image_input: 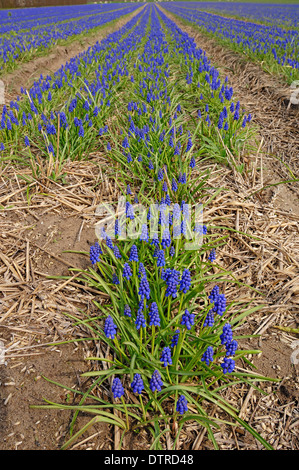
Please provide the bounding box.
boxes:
[175,1,299,27]
[161,2,299,84]
[0,4,254,175]
[0,2,135,33]
[11,4,277,450]
[0,2,143,73]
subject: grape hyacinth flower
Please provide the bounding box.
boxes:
[124,304,132,317]
[129,244,139,262]
[180,173,187,184]
[171,329,180,348]
[225,339,238,357]
[135,305,146,330]
[181,219,187,238]
[138,262,147,279]
[160,346,172,367]
[48,144,54,155]
[173,203,181,222]
[213,293,227,316]
[131,373,144,395]
[112,378,124,399]
[165,193,171,206]
[106,236,113,250]
[233,110,239,121]
[162,181,168,192]
[114,219,121,238]
[149,302,160,327]
[186,137,192,152]
[201,346,214,366]
[123,263,132,280]
[112,273,120,285]
[220,323,233,345]
[149,370,163,392]
[161,229,171,249]
[165,269,180,299]
[89,242,102,264]
[140,223,149,242]
[113,245,122,259]
[169,245,175,257]
[180,269,191,293]
[139,275,151,301]
[122,136,129,149]
[181,309,195,330]
[208,248,216,262]
[198,222,207,235]
[209,286,220,304]
[104,315,117,340]
[221,357,235,374]
[176,395,188,415]
[203,309,214,327]
[171,178,178,192]
[157,249,166,268]
[157,168,164,182]
[190,156,196,168]
[153,247,159,259]
[126,203,134,220]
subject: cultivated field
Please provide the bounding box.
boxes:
[0,1,298,451]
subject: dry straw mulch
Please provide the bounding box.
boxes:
[0,6,299,450]
[0,149,298,449]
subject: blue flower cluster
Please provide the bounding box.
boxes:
[104,315,117,340]
[0,3,141,73]
[209,285,227,316]
[164,3,299,75]
[149,302,161,327]
[181,309,195,330]
[89,241,102,265]
[220,323,238,373]
[201,346,214,366]
[112,377,124,399]
[0,6,147,161]
[83,4,246,423]
[149,370,163,392]
[176,395,188,415]
[160,346,172,367]
[131,373,144,395]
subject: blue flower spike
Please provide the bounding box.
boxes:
[131,373,144,395]
[149,370,163,393]
[176,395,188,415]
[112,377,124,399]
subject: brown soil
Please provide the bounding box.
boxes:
[0,343,111,450]
[0,161,117,450]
